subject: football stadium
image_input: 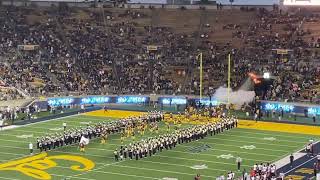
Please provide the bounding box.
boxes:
[0,0,320,180]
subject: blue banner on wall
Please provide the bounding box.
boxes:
[116,96,148,104]
[261,101,320,116]
[159,97,187,105]
[47,96,149,107]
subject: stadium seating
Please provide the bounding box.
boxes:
[0,6,319,103]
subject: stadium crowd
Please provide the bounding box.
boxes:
[0,6,319,104]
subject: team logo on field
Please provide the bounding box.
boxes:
[16,134,33,139]
[217,154,234,159]
[240,145,256,150]
[49,127,63,131]
[0,152,95,180]
[263,137,276,141]
[190,164,208,169]
[187,144,211,153]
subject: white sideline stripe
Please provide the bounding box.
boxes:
[14,116,105,128]
[274,152,306,169]
[283,156,317,175]
[0,114,81,131]
[233,128,315,140]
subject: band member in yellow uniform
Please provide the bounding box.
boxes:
[100,131,107,144]
[141,123,146,136]
[79,142,85,152]
[132,130,135,140]
[121,131,125,144]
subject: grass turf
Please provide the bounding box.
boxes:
[0,114,319,180]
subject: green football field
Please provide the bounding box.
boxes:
[0,114,318,180]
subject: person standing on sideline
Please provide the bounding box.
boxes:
[290,154,294,167]
[80,104,85,113]
[29,142,33,155]
[313,162,318,178]
[63,122,67,131]
[236,156,242,171]
[114,149,119,161]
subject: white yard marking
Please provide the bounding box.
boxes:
[263,137,276,141]
[190,164,208,170]
[16,134,33,139]
[231,129,312,141]
[49,127,64,131]
[240,145,256,150]
[162,177,178,180]
[217,154,234,159]
[80,121,92,125]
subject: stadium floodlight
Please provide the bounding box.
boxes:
[263,72,270,79]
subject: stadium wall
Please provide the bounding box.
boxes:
[28,95,320,116]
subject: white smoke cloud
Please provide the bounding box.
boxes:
[213,87,255,106]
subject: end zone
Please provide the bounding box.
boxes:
[239,120,320,136]
[84,109,146,118]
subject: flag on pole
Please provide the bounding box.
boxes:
[80,136,90,145]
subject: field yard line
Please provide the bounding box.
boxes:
[0,136,281,159]
[155,154,251,167]
[0,144,272,163]
[0,151,28,157]
[111,164,215,178]
[205,135,298,148]
[35,116,111,125]
[111,159,227,172]
[190,140,289,153]
[52,174,96,180]
[0,177,20,180]
[55,165,160,180]
[234,129,317,140]
[271,142,311,163]
[178,144,279,157]
[82,144,269,162]
[0,145,267,170]
[0,114,80,131]
[0,158,158,180]
[0,134,289,153]
[0,144,246,167]
[220,133,309,144]
[70,160,123,179]
[0,150,227,174]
